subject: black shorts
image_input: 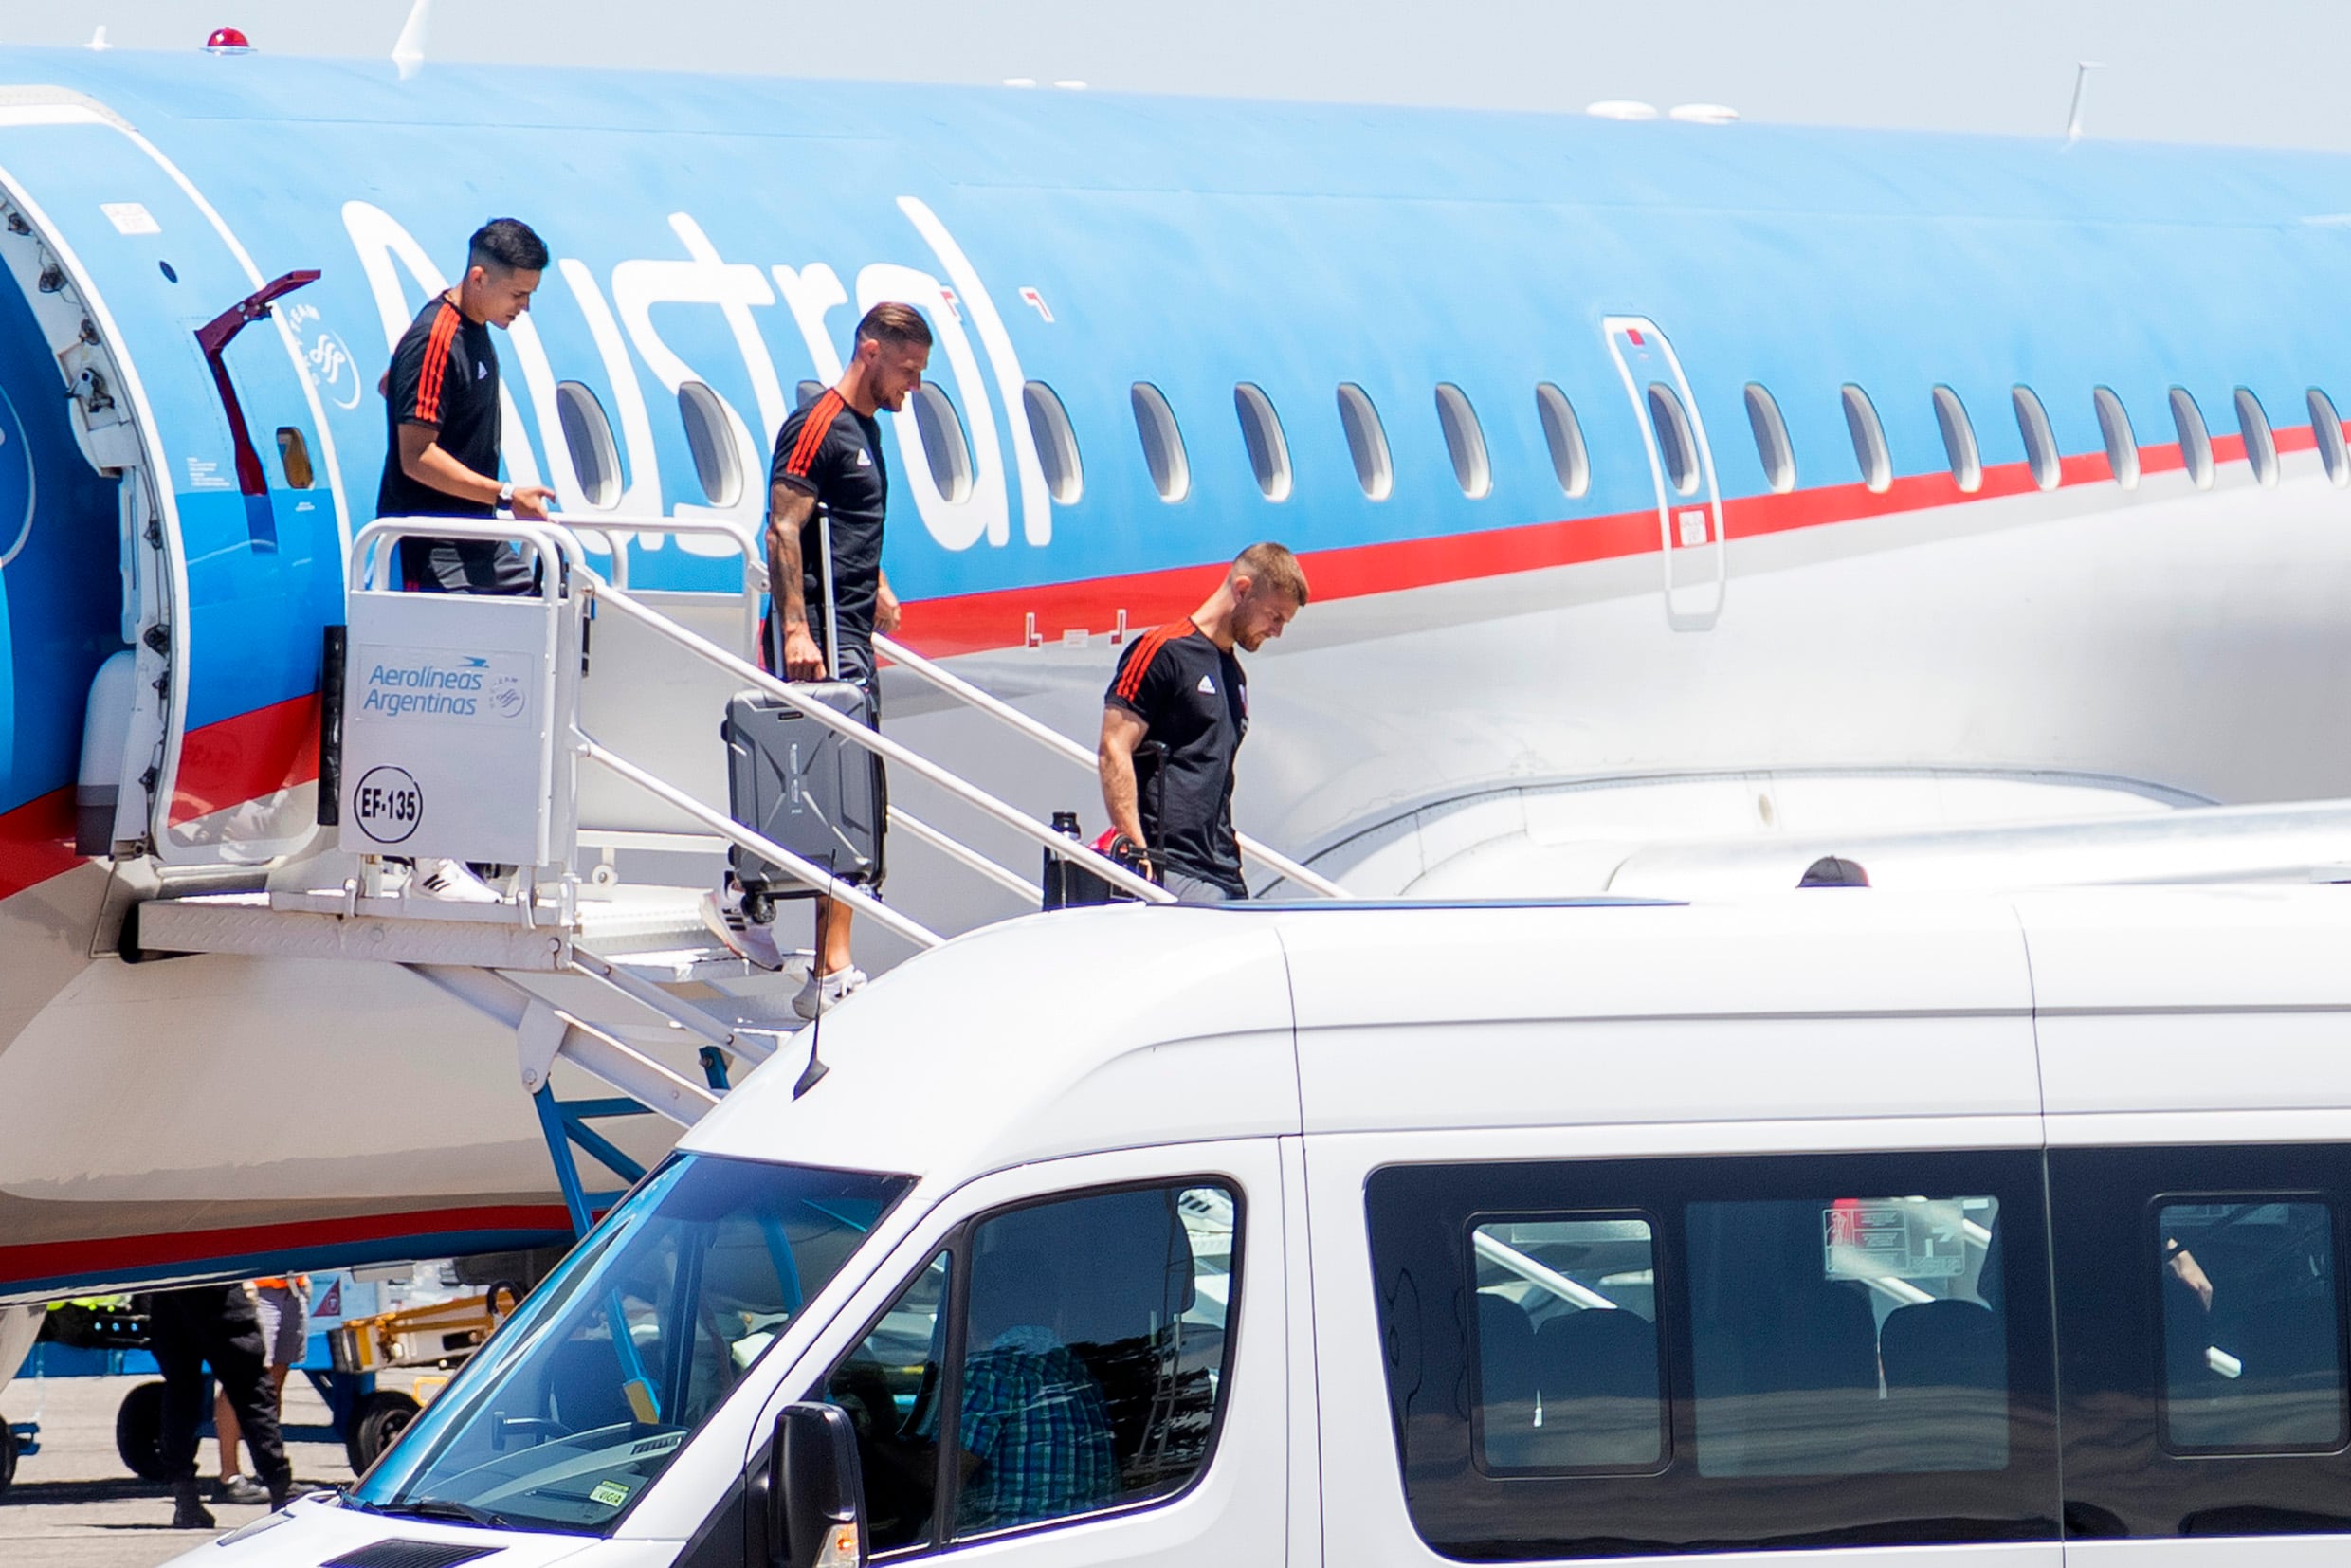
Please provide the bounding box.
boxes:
[401,537,538,596]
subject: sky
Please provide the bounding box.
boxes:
[5,1,2349,152]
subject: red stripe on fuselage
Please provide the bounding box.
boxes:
[0,786,77,901]
[0,1203,576,1290]
[168,689,320,827]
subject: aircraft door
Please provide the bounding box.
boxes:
[1603,317,1725,631]
[0,99,346,866]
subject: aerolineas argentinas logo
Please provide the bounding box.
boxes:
[358,652,530,721]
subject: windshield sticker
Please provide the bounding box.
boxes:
[590,1480,631,1509]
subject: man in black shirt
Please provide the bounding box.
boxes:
[1100,543,1310,902]
[374,217,556,902]
[706,302,930,1014]
[376,216,555,593]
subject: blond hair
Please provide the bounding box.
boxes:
[1234,541,1308,606]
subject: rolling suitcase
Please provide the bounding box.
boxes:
[723,514,886,904]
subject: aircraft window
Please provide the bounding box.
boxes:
[2093,387,2140,490]
[1131,382,1191,503]
[556,380,622,510]
[1473,1217,1664,1471]
[2157,1200,2343,1453]
[2170,387,2214,490]
[1022,380,1084,504]
[273,427,314,491]
[1842,384,1891,494]
[1928,386,1980,493]
[1336,383,1394,501]
[1646,383,1701,497]
[677,381,741,508]
[796,379,825,410]
[1536,383,1591,498]
[2310,389,2349,487]
[911,383,976,504]
[2236,388,2279,487]
[2012,386,2061,492]
[1436,383,1494,499]
[1234,383,1293,502]
[1743,384,1795,494]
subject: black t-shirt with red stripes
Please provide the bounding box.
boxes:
[771,388,888,667]
[377,296,524,592]
[1105,622,1248,896]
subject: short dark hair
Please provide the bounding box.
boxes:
[856,301,934,350]
[468,217,549,276]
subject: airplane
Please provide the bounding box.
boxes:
[5,31,2351,1320]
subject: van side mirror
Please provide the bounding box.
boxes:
[768,1402,867,1568]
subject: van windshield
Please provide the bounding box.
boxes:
[352,1154,912,1534]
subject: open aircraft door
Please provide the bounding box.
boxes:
[0,91,346,866]
[1603,316,1725,631]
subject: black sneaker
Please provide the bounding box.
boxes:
[215,1475,269,1505]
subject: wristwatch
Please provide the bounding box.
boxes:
[496,481,515,506]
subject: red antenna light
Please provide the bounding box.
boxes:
[205,27,254,53]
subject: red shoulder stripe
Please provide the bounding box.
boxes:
[786,391,844,478]
[1113,621,1192,703]
[412,302,461,425]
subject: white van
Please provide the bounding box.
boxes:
[182,887,2351,1568]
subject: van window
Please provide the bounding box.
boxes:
[826,1251,951,1552]
[1366,1150,2056,1559]
[1690,1194,2008,1476]
[824,1181,1239,1553]
[2158,1201,2343,1453]
[1474,1217,1664,1471]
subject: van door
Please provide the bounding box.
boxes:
[0,96,346,866]
[1603,317,1725,631]
[667,1141,1291,1568]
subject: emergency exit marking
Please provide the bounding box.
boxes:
[353,765,423,845]
[1677,509,1708,547]
[100,202,159,236]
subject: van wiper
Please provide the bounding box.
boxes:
[375,1497,517,1530]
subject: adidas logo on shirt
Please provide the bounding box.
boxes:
[856,449,872,466]
[475,361,488,380]
[1197,675,1215,694]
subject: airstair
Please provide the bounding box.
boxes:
[124,518,1346,1235]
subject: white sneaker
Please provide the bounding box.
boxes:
[413,857,500,903]
[793,965,867,1021]
[701,888,784,971]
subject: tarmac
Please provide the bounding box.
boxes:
[0,1371,419,1568]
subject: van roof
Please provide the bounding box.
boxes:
[679,885,2351,1181]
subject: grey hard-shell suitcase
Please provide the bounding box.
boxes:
[722,510,885,902]
[723,681,884,900]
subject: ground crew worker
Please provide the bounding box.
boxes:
[374,216,556,903]
[147,1283,291,1527]
[1098,543,1309,902]
[706,303,932,1017]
